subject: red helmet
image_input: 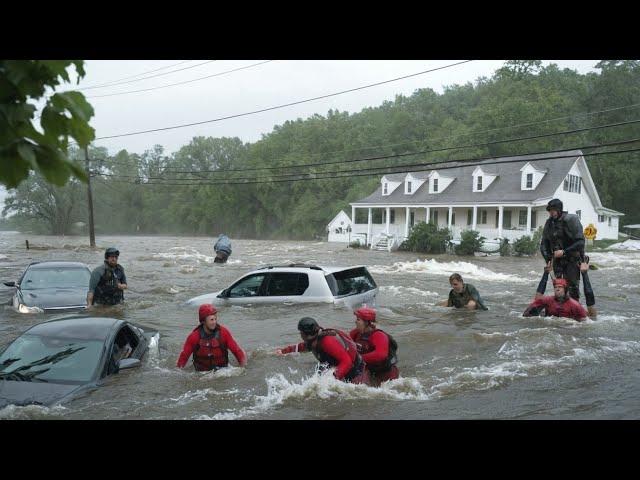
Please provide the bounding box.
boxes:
[354,307,376,323]
[199,304,218,322]
[552,278,568,289]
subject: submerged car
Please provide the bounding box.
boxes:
[4,261,91,314]
[186,264,378,309]
[0,316,158,408]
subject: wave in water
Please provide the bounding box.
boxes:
[379,285,440,298]
[369,258,531,283]
[0,404,67,420]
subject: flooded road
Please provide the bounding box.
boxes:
[1,231,639,419]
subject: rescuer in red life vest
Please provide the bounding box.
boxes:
[349,307,399,387]
[177,304,247,371]
[523,278,588,322]
[275,317,370,385]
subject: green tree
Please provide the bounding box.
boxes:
[0,60,95,188]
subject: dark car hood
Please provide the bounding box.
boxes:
[20,288,88,310]
[0,380,84,408]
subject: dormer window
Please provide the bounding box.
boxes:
[407,181,412,193]
[526,173,533,188]
[383,183,388,194]
[433,178,438,192]
[477,176,483,191]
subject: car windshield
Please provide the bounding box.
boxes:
[21,267,90,290]
[325,267,377,297]
[0,335,103,384]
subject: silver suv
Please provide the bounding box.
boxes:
[186,264,378,309]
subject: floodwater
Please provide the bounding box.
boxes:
[1,231,639,420]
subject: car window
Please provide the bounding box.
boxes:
[21,267,91,290]
[325,267,377,297]
[228,274,267,297]
[0,334,103,384]
[265,273,309,296]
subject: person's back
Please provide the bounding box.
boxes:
[214,234,232,263]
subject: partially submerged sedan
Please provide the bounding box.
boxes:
[4,261,91,314]
[0,316,158,408]
[186,264,378,309]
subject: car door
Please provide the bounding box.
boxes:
[261,272,310,304]
[225,273,268,305]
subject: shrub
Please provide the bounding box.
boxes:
[400,221,451,254]
[499,238,511,256]
[455,229,485,255]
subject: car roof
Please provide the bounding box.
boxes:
[27,261,90,270]
[253,264,368,274]
[26,316,123,341]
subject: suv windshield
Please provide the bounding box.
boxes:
[325,267,377,297]
[0,335,103,384]
[21,267,90,291]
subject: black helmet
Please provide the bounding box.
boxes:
[105,247,120,259]
[297,317,319,335]
[546,198,563,212]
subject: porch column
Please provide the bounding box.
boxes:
[367,208,372,246]
[405,207,410,238]
[498,205,504,238]
[385,207,390,234]
[526,205,532,234]
[472,206,477,231]
[448,206,453,229]
[351,206,356,226]
[426,206,430,224]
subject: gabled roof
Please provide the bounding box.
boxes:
[383,171,430,181]
[352,150,582,205]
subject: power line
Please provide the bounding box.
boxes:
[74,60,195,90]
[92,60,472,139]
[95,141,640,187]
[85,60,274,98]
[93,118,640,179]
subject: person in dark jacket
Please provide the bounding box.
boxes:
[213,234,232,263]
[177,304,247,371]
[275,317,370,385]
[438,273,488,310]
[87,247,127,306]
[349,307,399,387]
[540,198,586,301]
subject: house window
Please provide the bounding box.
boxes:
[372,210,383,224]
[430,210,439,225]
[531,211,537,229]
[410,211,415,227]
[598,214,605,223]
[383,183,388,195]
[383,209,395,224]
[563,174,581,193]
[519,210,527,226]
[495,209,499,228]
[526,173,533,188]
[608,216,612,226]
[576,210,581,220]
[433,178,438,192]
[446,210,456,225]
[467,209,473,226]
[407,181,412,193]
[478,209,487,224]
[477,176,483,191]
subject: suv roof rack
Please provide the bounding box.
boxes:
[256,263,323,271]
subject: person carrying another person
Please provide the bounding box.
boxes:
[177,304,247,371]
[349,307,399,387]
[438,273,488,310]
[523,277,588,322]
[214,233,232,263]
[275,317,370,385]
[540,198,587,302]
[87,247,127,307]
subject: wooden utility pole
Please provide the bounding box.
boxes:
[84,147,96,247]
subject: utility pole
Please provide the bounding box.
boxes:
[84,147,96,247]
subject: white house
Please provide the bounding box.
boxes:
[346,149,624,250]
[327,210,352,243]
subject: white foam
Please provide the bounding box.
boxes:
[179,265,196,274]
[153,247,216,264]
[379,286,439,297]
[198,366,245,379]
[369,258,530,283]
[0,254,8,260]
[0,404,67,419]
[607,239,640,251]
[589,251,640,269]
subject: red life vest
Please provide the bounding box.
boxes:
[352,329,398,374]
[192,325,229,371]
[311,329,363,380]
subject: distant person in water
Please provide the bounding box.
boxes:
[438,273,488,310]
[214,234,232,263]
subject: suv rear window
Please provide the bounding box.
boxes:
[325,267,377,297]
[265,273,309,296]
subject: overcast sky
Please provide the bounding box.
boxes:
[1,60,600,213]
